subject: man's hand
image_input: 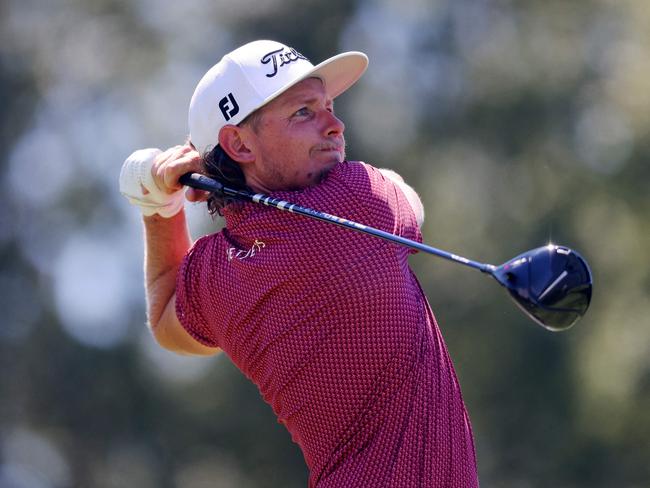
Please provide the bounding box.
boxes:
[150,145,208,204]
[119,144,208,217]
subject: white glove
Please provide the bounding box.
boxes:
[119,148,186,218]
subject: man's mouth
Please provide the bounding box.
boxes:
[314,139,345,153]
[313,142,345,162]
[316,145,342,153]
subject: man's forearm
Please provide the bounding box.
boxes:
[143,210,192,328]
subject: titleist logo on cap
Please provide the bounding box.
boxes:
[261,47,309,78]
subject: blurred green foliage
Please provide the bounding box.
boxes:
[1,0,648,486]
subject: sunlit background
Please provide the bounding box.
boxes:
[1,0,649,486]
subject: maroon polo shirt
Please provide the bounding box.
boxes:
[176,161,478,487]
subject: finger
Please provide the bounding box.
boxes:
[156,145,198,168]
[162,153,202,191]
[149,146,196,194]
[155,145,184,166]
[185,188,210,202]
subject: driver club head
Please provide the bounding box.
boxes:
[491,245,593,331]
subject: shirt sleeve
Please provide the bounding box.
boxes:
[174,234,222,348]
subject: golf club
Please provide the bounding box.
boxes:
[179,173,592,331]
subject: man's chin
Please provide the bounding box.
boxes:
[315,162,339,184]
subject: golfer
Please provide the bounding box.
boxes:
[120,40,479,487]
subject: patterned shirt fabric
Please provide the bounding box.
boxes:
[176,161,479,487]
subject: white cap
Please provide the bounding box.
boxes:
[188,40,369,155]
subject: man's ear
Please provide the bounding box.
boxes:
[218,125,256,164]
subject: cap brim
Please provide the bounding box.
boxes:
[253,51,368,114]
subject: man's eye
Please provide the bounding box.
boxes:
[294,107,310,117]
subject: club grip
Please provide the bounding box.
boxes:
[179,173,224,193]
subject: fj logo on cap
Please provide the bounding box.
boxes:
[261,47,309,78]
[219,93,240,121]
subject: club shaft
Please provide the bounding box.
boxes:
[180,173,496,274]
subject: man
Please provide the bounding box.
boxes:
[120,40,479,487]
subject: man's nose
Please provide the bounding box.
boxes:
[322,110,345,136]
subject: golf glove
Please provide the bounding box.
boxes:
[119,148,185,218]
